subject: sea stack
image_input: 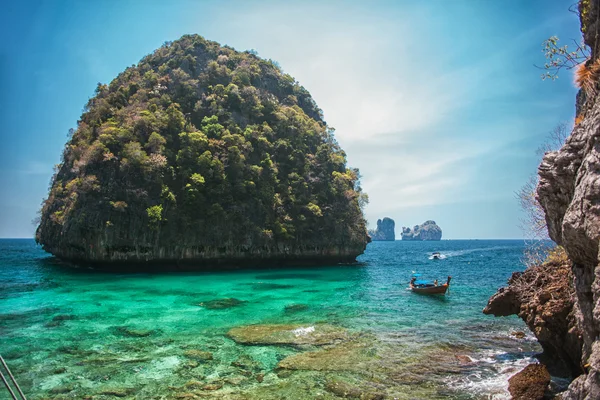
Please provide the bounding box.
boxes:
[401,220,442,241]
[368,217,395,241]
[36,34,369,268]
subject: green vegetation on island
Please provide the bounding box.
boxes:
[36,34,368,266]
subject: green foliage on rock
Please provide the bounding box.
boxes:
[36,34,368,264]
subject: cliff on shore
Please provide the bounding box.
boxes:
[368,217,395,241]
[486,1,600,397]
[484,248,582,378]
[36,35,369,267]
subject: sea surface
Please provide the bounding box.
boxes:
[1,239,543,399]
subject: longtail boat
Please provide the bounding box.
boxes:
[410,276,451,295]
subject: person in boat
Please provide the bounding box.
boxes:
[410,277,417,286]
[434,279,438,286]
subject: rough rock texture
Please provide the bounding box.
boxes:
[488,1,600,397]
[35,34,368,268]
[484,255,583,377]
[401,220,442,241]
[533,1,600,397]
[227,324,348,346]
[508,363,551,400]
[368,217,395,241]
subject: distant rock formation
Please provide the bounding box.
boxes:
[401,220,442,241]
[368,218,395,241]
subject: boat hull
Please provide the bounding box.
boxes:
[410,284,449,295]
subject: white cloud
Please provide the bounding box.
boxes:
[205,2,546,229]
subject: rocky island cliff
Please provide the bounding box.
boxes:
[401,220,442,241]
[368,217,395,241]
[36,35,369,267]
[486,1,600,397]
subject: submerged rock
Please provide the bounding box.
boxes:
[276,369,293,379]
[368,217,395,241]
[401,220,442,241]
[184,380,204,389]
[50,385,74,394]
[52,314,77,321]
[175,392,199,399]
[508,364,550,400]
[277,340,373,372]
[198,298,246,309]
[251,283,295,290]
[112,326,155,337]
[99,387,135,397]
[227,324,348,346]
[284,304,309,313]
[325,378,384,400]
[184,350,214,361]
[202,383,223,391]
[231,355,261,371]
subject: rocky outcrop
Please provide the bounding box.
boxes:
[507,364,551,400]
[534,1,600,397]
[487,1,600,397]
[401,220,442,241]
[368,217,395,241]
[35,34,369,268]
[484,252,582,377]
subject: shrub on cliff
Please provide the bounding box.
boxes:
[36,35,368,263]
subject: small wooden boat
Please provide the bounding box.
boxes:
[410,276,451,295]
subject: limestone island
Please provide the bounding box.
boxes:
[368,217,395,241]
[36,34,369,268]
[401,220,442,241]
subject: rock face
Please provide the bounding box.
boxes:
[488,1,600,397]
[484,252,582,377]
[35,34,368,268]
[401,220,442,241]
[368,217,395,241]
[507,364,551,400]
[536,1,600,397]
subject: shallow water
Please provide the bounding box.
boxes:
[0,239,540,399]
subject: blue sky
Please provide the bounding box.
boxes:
[0,0,582,239]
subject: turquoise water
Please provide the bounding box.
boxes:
[1,239,539,399]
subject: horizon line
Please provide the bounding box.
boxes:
[0,237,533,241]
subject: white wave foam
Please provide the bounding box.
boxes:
[441,246,513,259]
[447,349,537,399]
[293,326,315,336]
